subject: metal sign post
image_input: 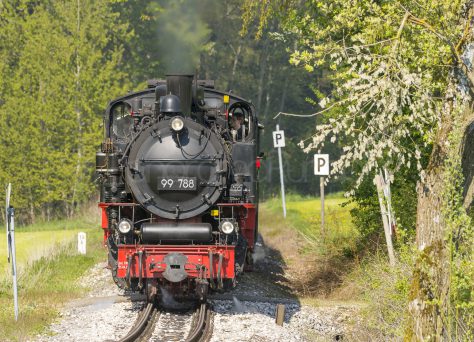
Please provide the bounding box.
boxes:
[314,155,329,234]
[273,125,286,218]
[320,176,325,234]
[5,183,19,321]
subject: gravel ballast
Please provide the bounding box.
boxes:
[33,244,360,342]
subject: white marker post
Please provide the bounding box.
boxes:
[78,232,87,255]
[374,170,396,267]
[273,125,286,218]
[314,154,329,234]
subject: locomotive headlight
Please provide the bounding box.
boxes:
[118,219,132,234]
[170,117,184,132]
[220,221,235,235]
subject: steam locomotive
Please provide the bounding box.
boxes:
[96,74,262,301]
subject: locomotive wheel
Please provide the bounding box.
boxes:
[245,249,254,272]
[222,279,236,291]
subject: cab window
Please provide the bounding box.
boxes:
[111,102,133,140]
[229,102,253,141]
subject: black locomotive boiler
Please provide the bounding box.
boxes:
[96,74,262,301]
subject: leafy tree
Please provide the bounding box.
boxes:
[242,0,474,338]
[197,0,325,197]
[0,0,132,222]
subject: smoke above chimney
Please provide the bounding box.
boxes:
[156,1,211,74]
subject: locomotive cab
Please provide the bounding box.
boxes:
[97,74,260,302]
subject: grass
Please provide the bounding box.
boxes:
[0,229,93,273]
[14,217,98,232]
[0,215,106,342]
[263,193,358,257]
[339,246,414,340]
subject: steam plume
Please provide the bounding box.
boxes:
[156,1,211,73]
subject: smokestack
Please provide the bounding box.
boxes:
[166,74,193,116]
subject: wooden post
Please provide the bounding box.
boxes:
[374,173,396,266]
[275,304,285,326]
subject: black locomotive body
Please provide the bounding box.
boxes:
[96,74,262,301]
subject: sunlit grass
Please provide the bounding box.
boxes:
[14,216,98,232]
[262,193,358,256]
[0,206,101,273]
[0,229,94,273]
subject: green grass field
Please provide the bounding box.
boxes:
[263,193,358,256]
[0,217,106,341]
[0,229,92,273]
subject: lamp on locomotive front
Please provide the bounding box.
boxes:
[170,117,184,132]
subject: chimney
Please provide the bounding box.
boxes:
[166,74,193,116]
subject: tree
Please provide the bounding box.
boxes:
[197,0,325,197]
[0,0,132,222]
[242,0,474,339]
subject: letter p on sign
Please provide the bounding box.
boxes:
[314,154,329,175]
[273,130,285,148]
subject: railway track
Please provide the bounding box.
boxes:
[117,302,212,342]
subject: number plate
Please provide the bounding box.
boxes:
[158,177,197,191]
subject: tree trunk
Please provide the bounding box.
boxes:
[256,42,269,111]
[27,188,35,224]
[410,81,474,339]
[263,62,273,120]
[228,40,242,88]
[46,203,51,222]
[411,171,450,340]
[461,120,474,211]
[71,0,82,217]
[279,72,288,113]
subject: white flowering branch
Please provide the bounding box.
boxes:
[291,42,441,192]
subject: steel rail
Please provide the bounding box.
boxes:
[185,303,212,342]
[115,301,212,342]
[117,302,156,342]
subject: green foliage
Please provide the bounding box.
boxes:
[240,0,466,186]
[242,0,474,337]
[244,0,464,76]
[194,0,326,197]
[0,1,132,223]
[0,0,324,220]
